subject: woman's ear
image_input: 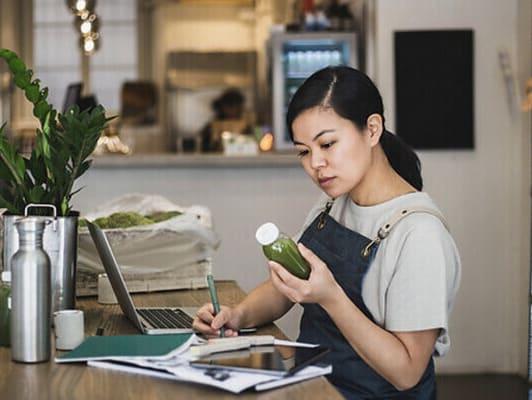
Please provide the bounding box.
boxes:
[366,114,384,146]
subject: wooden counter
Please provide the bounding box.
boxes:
[0,281,342,400]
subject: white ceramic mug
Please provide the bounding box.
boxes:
[98,273,118,304]
[53,309,84,350]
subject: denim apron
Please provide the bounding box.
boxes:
[297,200,447,400]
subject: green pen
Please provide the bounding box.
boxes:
[206,274,225,337]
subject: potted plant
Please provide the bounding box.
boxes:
[0,48,110,312]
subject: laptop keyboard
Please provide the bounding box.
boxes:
[137,308,193,329]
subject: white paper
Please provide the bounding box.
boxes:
[85,333,328,393]
[88,359,331,394]
[89,359,276,393]
[273,339,320,348]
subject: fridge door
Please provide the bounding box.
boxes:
[272,32,358,151]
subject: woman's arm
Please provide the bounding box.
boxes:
[269,243,439,391]
[234,279,294,328]
[193,279,294,336]
[321,287,439,390]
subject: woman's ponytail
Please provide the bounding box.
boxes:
[380,130,423,190]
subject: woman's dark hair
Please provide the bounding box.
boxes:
[286,66,423,190]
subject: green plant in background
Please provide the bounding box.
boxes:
[0,48,111,216]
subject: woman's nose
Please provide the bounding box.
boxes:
[310,151,326,170]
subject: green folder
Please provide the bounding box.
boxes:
[55,333,194,363]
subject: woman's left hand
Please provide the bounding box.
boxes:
[269,243,341,307]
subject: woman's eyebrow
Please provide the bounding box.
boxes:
[293,129,336,145]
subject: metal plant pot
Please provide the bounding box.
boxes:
[2,204,78,313]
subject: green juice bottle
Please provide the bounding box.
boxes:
[256,222,310,280]
[0,271,11,347]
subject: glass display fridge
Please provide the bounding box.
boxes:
[270,31,358,150]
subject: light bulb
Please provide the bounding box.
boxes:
[84,37,95,53]
[80,20,91,34]
[259,133,274,151]
[75,0,86,12]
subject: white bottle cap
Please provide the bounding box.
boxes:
[1,271,11,283]
[255,222,280,246]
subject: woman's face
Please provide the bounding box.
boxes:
[292,107,374,199]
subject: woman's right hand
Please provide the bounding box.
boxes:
[192,303,242,337]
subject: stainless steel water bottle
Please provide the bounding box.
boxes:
[10,217,51,363]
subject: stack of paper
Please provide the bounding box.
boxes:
[55,333,332,393]
[87,358,332,393]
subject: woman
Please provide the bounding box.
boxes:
[193,66,461,399]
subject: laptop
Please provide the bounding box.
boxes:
[87,221,196,334]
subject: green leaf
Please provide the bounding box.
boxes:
[0,191,17,214]
[8,57,25,74]
[15,155,25,179]
[34,100,50,122]
[29,186,45,203]
[27,149,46,184]
[75,160,92,178]
[0,48,16,60]
[0,136,25,188]
[60,196,69,216]
[69,186,84,198]
[25,82,40,103]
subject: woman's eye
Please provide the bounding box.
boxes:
[321,141,336,149]
[297,149,309,157]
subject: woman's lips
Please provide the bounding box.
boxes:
[318,177,335,187]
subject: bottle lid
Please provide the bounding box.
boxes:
[255,222,280,246]
[1,271,11,283]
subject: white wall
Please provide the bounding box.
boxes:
[375,0,531,374]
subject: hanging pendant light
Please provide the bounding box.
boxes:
[65,0,97,15]
[66,0,100,56]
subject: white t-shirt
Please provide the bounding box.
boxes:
[294,192,461,356]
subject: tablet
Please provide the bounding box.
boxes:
[191,345,330,377]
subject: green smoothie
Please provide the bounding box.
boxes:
[256,222,310,280]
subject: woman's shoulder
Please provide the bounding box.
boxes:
[380,193,460,273]
[342,192,446,234]
[377,193,451,243]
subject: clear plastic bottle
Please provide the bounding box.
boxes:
[0,271,11,347]
[256,222,310,280]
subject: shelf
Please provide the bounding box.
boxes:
[90,152,301,169]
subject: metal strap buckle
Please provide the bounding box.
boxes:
[361,237,379,258]
[317,200,334,230]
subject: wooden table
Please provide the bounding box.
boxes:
[0,281,342,400]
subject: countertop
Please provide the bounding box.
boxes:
[91,152,301,169]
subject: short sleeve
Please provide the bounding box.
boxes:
[385,224,458,355]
